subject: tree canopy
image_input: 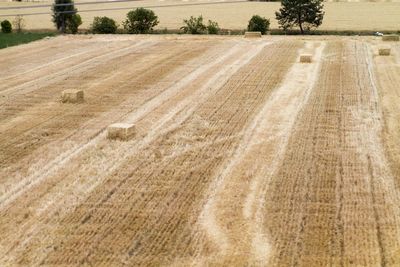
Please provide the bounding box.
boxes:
[275,0,324,34]
[52,0,77,33]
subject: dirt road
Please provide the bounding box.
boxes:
[1,35,400,266]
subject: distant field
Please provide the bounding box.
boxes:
[0,1,399,31]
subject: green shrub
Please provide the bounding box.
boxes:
[67,14,82,34]
[91,16,118,34]
[207,20,220,34]
[181,16,206,34]
[123,8,159,34]
[247,15,270,35]
[1,20,12,33]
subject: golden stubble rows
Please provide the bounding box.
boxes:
[2,36,400,266]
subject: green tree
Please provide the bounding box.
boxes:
[52,0,76,33]
[275,0,324,34]
[123,8,159,34]
[181,16,206,34]
[247,15,270,34]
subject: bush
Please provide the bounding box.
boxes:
[247,15,270,35]
[91,16,118,34]
[1,20,12,33]
[67,14,82,34]
[181,16,206,34]
[123,8,159,34]
[207,20,220,34]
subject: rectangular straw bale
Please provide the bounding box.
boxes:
[61,89,84,103]
[107,123,136,141]
[379,47,391,56]
[300,54,312,63]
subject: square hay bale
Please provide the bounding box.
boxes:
[379,47,391,56]
[61,89,84,103]
[382,35,399,42]
[107,123,136,141]
[244,31,262,38]
[300,54,312,63]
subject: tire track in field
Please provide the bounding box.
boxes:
[194,41,325,266]
[264,40,400,266]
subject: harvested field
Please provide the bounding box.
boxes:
[1,35,400,266]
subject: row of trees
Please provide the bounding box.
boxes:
[52,2,159,34]
[51,0,325,34]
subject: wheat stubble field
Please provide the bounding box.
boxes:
[1,35,400,266]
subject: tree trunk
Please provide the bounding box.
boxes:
[61,17,66,34]
[298,12,304,34]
